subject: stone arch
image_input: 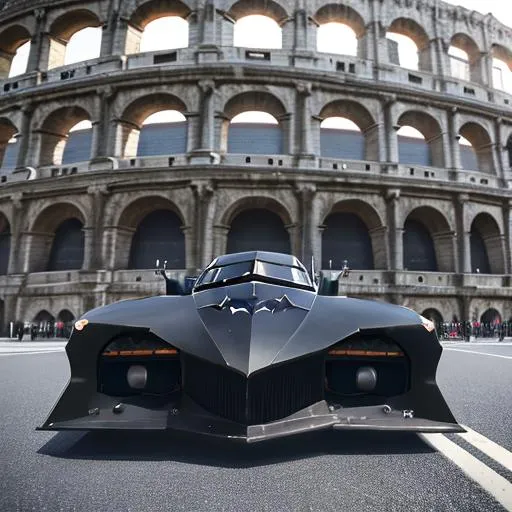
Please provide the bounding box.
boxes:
[313,4,366,57]
[129,209,186,269]
[48,9,102,69]
[470,213,504,274]
[0,212,10,275]
[319,100,379,161]
[116,196,186,269]
[28,203,87,273]
[226,0,289,24]
[38,106,92,166]
[480,308,502,325]
[459,122,494,173]
[222,195,292,227]
[449,33,482,83]
[421,308,444,326]
[118,93,188,157]
[397,111,445,167]
[222,91,288,154]
[0,117,19,169]
[321,199,385,270]
[33,310,55,323]
[402,206,454,272]
[387,17,431,71]
[0,24,31,79]
[125,0,192,54]
[314,4,366,37]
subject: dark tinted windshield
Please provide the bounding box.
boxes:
[195,259,312,290]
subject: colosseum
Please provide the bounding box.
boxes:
[0,0,511,333]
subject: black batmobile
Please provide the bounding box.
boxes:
[39,251,463,442]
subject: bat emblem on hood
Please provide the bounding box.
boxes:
[200,294,309,315]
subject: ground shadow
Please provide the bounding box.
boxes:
[38,429,434,468]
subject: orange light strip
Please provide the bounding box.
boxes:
[328,349,404,357]
[102,348,178,357]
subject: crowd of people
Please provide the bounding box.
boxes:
[436,321,510,341]
[13,320,73,341]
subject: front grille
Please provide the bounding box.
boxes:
[183,354,324,425]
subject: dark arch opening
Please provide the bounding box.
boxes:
[403,219,437,271]
[33,310,55,323]
[0,218,10,275]
[57,309,75,338]
[481,308,501,325]
[421,308,443,325]
[507,135,512,169]
[227,209,291,254]
[129,210,185,269]
[47,218,84,271]
[321,213,373,270]
[470,227,491,274]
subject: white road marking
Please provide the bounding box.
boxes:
[458,426,512,473]
[444,348,512,360]
[0,349,64,357]
[420,433,512,510]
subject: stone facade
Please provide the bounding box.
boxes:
[0,0,511,329]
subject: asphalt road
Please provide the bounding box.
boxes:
[0,342,510,512]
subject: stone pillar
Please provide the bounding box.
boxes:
[213,224,230,256]
[383,96,398,164]
[480,51,493,88]
[432,231,456,272]
[99,0,117,57]
[484,234,507,274]
[386,189,402,270]
[7,193,24,274]
[87,185,109,269]
[81,227,95,270]
[295,183,317,266]
[504,200,512,275]
[191,180,215,270]
[198,80,215,151]
[107,226,134,269]
[434,38,450,79]
[200,0,217,46]
[15,104,34,169]
[26,8,46,73]
[279,113,294,156]
[24,232,54,273]
[182,225,194,272]
[369,226,388,269]
[449,107,461,170]
[295,82,316,166]
[91,87,115,159]
[456,193,471,274]
[286,223,301,258]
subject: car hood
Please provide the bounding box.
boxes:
[82,282,422,376]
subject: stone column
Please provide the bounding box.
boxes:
[503,200,512,275]
[295,82,316,167]
[386,189,403,270]
[433,231,457,272]
[91,87,115,160]
[86,185,109,269]
[15,104,34,169]
[449,107,461,170]
[295,183,317,266]
[286,223,301,258]
[195,80,216,153]
[191,180,215,270]
[81,227,95,271]
[99,0,117,57]
[213,224,230,256]
[26,8,46,73]
[456,193,472,274]
[7,192,24,274]
[383,96,399,164]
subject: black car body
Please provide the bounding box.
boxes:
[39,251,463,442]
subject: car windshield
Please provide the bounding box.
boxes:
[195,259,312,290]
